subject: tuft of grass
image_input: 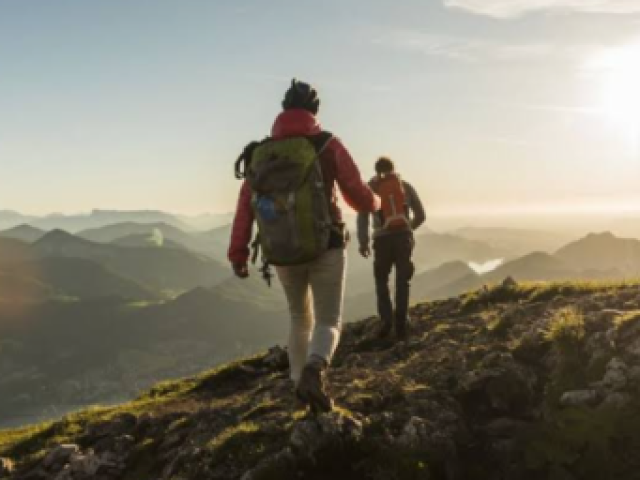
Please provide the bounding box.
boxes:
[192,354,265,394]
[614,310,640,329]
[207,421,260,452]
[204,420,288,468]
[0,406,115,463]
[485,311,512,337]
[0,422,53,457]
[545,307,585,350]
[528,280,640,303]
[166,416,189,433]
[461,280,640,312]
[402,380,430,394]
[0,377,199,464]
[544,307,590,408]
[137,377,198,401]
[241,399,281,421]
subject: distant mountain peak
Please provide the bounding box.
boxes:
[0,224,45,243]
[36,229,77,242]
[4,223,40,232]
[585,231,617,239]
[435,260,476,272]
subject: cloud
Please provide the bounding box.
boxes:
[444,0,640,19]
[372,30,587,63]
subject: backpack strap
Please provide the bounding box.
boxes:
[307,131,346,246]
[307,131,333,155]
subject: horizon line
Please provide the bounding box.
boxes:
[3,205,640,219]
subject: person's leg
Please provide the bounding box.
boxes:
[296,248,346,413]
[373,236,394,335]
[275,264,312,383]
[394,232,415,338]
[308,248,346,363]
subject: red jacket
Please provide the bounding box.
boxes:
[228,109,380,265]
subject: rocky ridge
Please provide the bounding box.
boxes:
[3,280,640,479]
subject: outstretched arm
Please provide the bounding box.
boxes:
[356,212,370,247]
[329,138,380,213]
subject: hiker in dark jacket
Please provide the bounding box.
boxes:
[357,157,426,340]
[229,79,379,412]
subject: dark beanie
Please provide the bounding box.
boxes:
[282,78,320,114]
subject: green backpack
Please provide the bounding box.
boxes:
[244,133,334,266]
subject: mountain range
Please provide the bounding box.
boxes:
[0,210,232,234]
[3,229,229,296]
[454,226,574,257]
[346,233,633,319]
[3,210,640,429]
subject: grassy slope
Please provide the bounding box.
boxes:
[0,287,289,429]
[4,281,640,479]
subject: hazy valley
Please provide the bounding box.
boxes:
[2,209,640,430]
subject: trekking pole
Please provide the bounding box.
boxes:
[260,262,274,287]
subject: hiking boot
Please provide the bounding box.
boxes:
[278,378,307,412]
[396,316,411,341]
[294,390,310,412]
[378,321,393,339]
[396,326,408,342]
[295,356,333,414]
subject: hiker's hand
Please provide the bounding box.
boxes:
[233,263,249,279]
[359,245,371,258]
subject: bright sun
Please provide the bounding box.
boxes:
[590,42,640,148]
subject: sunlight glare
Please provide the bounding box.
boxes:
[590,42,640,151]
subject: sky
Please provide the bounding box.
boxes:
[1,0,640,216]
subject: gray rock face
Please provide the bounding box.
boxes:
[600,392,632,410]
[240,448,296,480]
[560,389,600,407]
[262,346,289,371]
[42,445,79,470]
[397,416,430,449]
[19,442,129,480]
[483,417,530,438]
[67,451,102,476]
[241,413,363,480]
[601,357,628,391]
[459,353,536,415]
[627,365,640,387]
[50,450,126,480]
[391,413,461,479]
[83,413,137,443]
[160,446,202,480]
[624,337,640,358]
[290,412,363,460]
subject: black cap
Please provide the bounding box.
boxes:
[282,78,320,114]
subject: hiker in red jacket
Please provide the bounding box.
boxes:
[228,79,379,412]
[357,157,426,340]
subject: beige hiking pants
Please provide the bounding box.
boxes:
[275,248,346,383]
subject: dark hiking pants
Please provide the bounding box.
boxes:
[373,231,415,332]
